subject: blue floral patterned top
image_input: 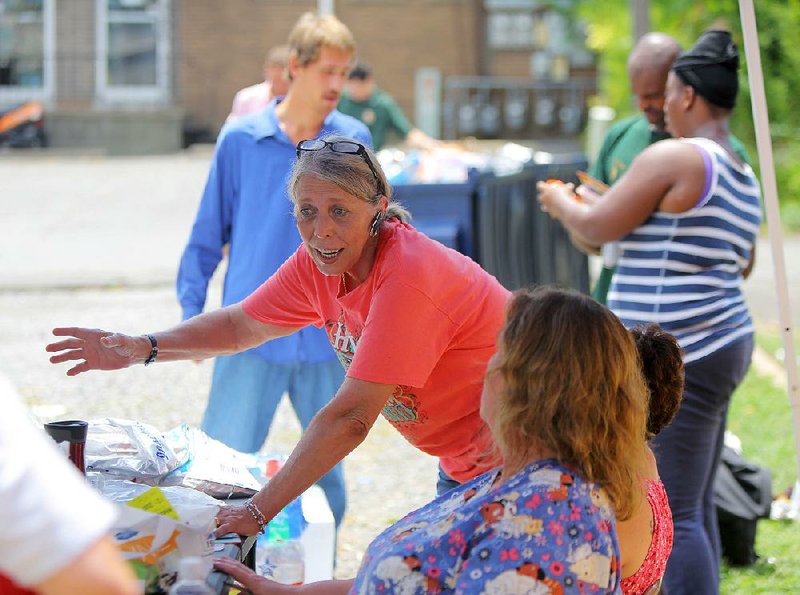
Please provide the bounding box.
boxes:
[351,459,621,594]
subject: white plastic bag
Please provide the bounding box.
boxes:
[86,418,183,484]
[162,425,262,498]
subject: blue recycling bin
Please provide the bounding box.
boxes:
[392,170,480,259]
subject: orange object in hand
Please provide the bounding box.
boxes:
[545,179,581,202]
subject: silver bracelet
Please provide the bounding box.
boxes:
[244,499,267,534]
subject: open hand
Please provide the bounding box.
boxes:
[215,503,264,538]
[46,328,146,376]
[536,180,574,220]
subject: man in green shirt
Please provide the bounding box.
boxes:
[588,32,749,303]
[338,62,438,150]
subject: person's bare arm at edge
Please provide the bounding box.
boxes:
[214,557,354,594]
[568,230,602,256]
[215,377,395,536]
[46,304,295,376]
[405,127,440,151]
[35,536,139,595]
[537,139,706,246]
[742,242,757,280]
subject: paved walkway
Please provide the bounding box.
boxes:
[2,149,798,328]
[744,234,800,330]
[1,149,212,289]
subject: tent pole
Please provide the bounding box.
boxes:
[739,0,800,482]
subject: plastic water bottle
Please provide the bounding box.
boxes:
[168,557,213,594]
[254,458,305,585]
[259,531,305,585]
[255,502,305,584]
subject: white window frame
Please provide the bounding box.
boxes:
[0,0,55,105]
[95,0,170,106]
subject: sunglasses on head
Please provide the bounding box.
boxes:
[296,138,386,196]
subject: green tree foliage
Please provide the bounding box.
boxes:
[576,1,800,216]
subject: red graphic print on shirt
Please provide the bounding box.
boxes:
[325,315,426,426]
[382,385,428,426]
[325,314,358,370]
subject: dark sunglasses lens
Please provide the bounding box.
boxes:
[331,141,361,154]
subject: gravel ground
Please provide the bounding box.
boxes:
[0,285,438,580]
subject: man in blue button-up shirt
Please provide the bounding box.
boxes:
[176,12,371,528]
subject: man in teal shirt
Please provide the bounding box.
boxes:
[589,32,749,303]
[338,62,438,150]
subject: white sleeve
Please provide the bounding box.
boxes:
[0,375,119,586]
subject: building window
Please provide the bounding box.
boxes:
[0,0,54,103]
[487,11,535,50]
[96,0,170,105]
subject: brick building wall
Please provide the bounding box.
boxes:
[174,0,595,142]
[2,0,593,151]
[336,0,482,129]
[175,0,482,138]
[177,1,315,136]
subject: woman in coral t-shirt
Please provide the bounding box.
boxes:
[216,287,648,595]
[47,134,511,538]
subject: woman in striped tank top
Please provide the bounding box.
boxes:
[537,30,760,595]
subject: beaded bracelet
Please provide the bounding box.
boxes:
[143,334,158,366]
[244,499,267,534]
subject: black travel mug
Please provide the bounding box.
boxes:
[43,420,88,474]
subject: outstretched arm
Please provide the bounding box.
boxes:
[46,304,296,376]
[742,242,757,280]
[215,377,395,536]
[405,128,440,151]
[537,139,706,246]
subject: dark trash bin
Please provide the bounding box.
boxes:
[475,154,589,292]
[391,154,590,294]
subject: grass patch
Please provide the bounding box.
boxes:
[779,202,800,232]
[771,138,800,233]
[720,343,800,594]
[755,323,800,366]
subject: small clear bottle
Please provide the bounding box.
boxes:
[168,557,213,595]
[254,458,305,585]
[259,535,305,586]
[255,503,305,584]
